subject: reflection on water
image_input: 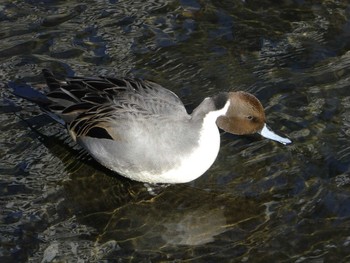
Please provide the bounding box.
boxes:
[1,0,350,262]
[95,188,262,247]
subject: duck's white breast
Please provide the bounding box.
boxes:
[141,100,230,184]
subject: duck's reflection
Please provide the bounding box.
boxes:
[62,166,264,250]
[160,204,227,246]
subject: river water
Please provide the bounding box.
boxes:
[1,0,350,262]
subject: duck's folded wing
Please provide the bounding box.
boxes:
[43,69,188,119]
[66,101,187,144]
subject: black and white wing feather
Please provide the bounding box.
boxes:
[42,69,188,141]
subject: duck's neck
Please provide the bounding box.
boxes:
[181,94,230,182]
[191,92,229,122]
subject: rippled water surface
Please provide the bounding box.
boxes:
[1,0,350,262]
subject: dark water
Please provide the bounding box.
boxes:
[1,0,350,262]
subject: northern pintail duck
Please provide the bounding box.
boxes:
[11,70,291,184]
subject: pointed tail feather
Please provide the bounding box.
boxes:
[6,81,51,107]
[6,79,65,125]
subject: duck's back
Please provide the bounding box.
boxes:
[42,69,188,122]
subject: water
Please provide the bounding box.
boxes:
[1,0,350,262]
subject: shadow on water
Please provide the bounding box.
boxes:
[1,0,350,262]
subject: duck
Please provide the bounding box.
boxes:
[9,69,291,184]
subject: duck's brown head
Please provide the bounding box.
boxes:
[216,91,291,145]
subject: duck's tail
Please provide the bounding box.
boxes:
[6,70,66,125]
